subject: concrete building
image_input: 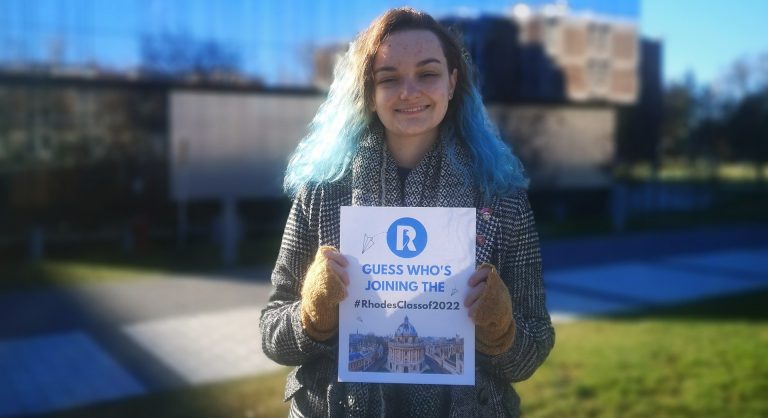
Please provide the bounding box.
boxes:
[515,9,639,103]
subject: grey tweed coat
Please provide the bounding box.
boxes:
[260,124,554,417]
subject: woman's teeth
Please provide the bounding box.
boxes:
[397,105,428,113]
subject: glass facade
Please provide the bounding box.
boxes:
[0,0,639,87]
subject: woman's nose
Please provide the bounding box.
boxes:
[399,77,421,100]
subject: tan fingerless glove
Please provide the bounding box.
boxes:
[471,263,516,356]
[300,246,347,341]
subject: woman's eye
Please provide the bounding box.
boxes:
[421,72,438,78]
[377,77,396,84]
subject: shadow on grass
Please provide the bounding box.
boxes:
[609,289,768,321]
[0,236,283,294]
[40,370,291,418]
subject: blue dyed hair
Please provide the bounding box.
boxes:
[284,7,528,199]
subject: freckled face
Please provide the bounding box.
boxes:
[371,30,457,147]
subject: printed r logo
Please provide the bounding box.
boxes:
[396,225,417,251]
[387,217,427,258]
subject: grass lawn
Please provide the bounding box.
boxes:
[516,320,768,418]
[45,291,768,418]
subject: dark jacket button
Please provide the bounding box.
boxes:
[476,234,486,246]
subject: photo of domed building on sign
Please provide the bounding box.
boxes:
[387,315,427,373]
[347,315,464,375]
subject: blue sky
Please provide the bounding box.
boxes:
[1,0,636,85]
[641,0,768,85]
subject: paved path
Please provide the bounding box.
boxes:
[542,224,768,320]
[1,225,767,416]
[546,245,768,321]
[0,271,280,417]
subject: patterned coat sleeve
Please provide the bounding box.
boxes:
[260,185,338,366]
[477,190,555,382]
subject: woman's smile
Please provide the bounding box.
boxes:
[396,104,430,114]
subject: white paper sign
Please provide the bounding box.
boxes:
[338,206,476,385]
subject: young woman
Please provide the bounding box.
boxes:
[260,8,554,417]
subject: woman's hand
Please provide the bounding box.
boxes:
[465,263,516,355]
[300,246,349,341]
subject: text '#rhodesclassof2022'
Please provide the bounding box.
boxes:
[353,299,460,311]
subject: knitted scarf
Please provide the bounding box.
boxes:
[350,121,477,209]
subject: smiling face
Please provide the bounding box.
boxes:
[371,29,457,150]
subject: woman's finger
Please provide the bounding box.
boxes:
[323,249,349,267]
[464,282,486,310]
[468,266,490,286]
[328,260,350,286]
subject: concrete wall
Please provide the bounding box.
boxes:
[488,105,616,189]
[170,91,323,200]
